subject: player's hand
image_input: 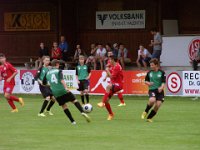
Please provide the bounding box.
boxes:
[6,78,11,83]
[77,80,80,84]
[158,87,163,93]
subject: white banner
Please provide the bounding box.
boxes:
[182,71,200,96]
[161,36,200,66]
[96,10,145,29]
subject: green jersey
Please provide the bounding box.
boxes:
[145,69,166,90]
[76,64,91,80]
[45,68,67,98]
[35,66,49,81]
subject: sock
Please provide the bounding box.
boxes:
[147,110,157,119]
[117,93,125,104]
[10,95,19,102]
[46,100,55,111]
[7,99,16,109]
[102,93,109,103]
[145,104,152,113]
[105,102,113,115]
[81,95,85,104]
[64,108,75,123]
[39,100,49,113]
[74,101,84,113]
[85,94,89,103]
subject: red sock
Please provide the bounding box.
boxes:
[10,95,19,102]
[118,93,125,104]
[7,99,16,109]
[105,102,113,115]
[102,93,109,103]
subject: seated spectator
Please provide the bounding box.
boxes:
[51,42,62,60]
[74,44,86,63]
[192,45,200,70]
[112,43,119,58]
[136,45,152,70]
[86,43,97,70]
[118,43,131,69]
[96,43,107,70]
[35,42,49,69]
[104,43,113,64]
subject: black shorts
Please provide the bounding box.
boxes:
[149,89,164,102]
[77,80,89,91]
[39,85,53,98]
[56,92,76,106]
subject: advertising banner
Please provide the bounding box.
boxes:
[96,10,145,29]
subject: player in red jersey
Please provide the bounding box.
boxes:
[97,55,124,120]
[0,53,24,112]
[106,52,125,107]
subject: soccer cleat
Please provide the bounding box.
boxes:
[46,111,54,116]
[71,121,77,125]
[118,103,126,107]
[97,102,105,108]
[38,113,46,117]
[141,112,147,119]
[11,108,18,113]
[107,114,114,120]
[19,97,25,107]
[81,113,91,123]
[147,119,153,123]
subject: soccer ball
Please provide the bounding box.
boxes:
[83,104,93,113]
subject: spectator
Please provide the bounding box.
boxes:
[35,42,49,69]
[105,43,113,64]
[112,43,119,58]
[192,44,200,71]
[74,44,87,63]
[96,43,107,70]
[149,27,162,61]
[136,45,152,70]
[118,43,130,69]
[86,43,97,70]
[59,36,69,61]
[51,42,62,60]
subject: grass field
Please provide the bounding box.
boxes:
[0,95,200,150]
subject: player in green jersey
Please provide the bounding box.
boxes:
[35,56,55,117]
[76,55,91,104]
[141,58,166,122]
[44,59,91,125]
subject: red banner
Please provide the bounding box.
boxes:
[90,70,148,95]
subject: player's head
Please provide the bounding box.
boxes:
[149,58,159,70]
[109,55,118,65]
[42,56,50,66]
[79,55,85,65]
[51,59,60,68]
[0,53,6,65]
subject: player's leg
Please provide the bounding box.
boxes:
[141,90,156,119]
[46,96,55,115]
[147,100,162,122]
[4,92,18,112]
[62,103,76,124]
[80,91,85,104]
[38,96,51,117]
[84,80,90,104]
[117,91,126,106]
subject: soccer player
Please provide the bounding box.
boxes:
[43,59,91,125]
[97,55,124,120]
[76,55,91,105]
[141,58,166,122]
[106,52,126,107]
[0,53,24,112]
[35,56,55,117]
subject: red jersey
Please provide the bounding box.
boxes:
[0,62,17,85]
[51,47,62,59]
[110,62,123,85]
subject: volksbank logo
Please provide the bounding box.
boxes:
[97,14,108,25]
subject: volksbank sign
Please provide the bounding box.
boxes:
[96,10,145,29]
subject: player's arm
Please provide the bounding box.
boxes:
[86,65,91,80]
[106,67,111,77]
[158,71,166,93]
[34,67,42,84]
[75,67,80,84]
[6,64,17,83]
[145,71,154,86]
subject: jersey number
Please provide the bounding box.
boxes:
[51,74,58,84]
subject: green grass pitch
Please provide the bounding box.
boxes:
[0,95,200,150]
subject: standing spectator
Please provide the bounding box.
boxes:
[112,43,119,58]
[118,43,130,69]
[51,42,62,60]
[35,42,49,69]
[96,44,107,70]
[136,45,152,70]
[150,28,163,61]
[59,36,69,61]
[86,43,97,70]
[74,44,87,63]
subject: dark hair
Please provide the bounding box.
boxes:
[150,58,159,65]
[0,53,5,57]
[150,27,158,32]
[51,59,60,66]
